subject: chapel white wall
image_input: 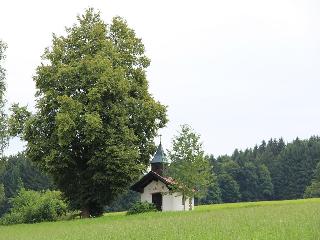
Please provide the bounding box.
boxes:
[140,180,194,211]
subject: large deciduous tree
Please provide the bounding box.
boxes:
[16,9,167,217]
[167,124,211,210]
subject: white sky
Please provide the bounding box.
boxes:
[1,0,320,156]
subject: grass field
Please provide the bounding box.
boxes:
[0,198,319,240]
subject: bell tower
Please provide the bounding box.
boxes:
[150,140,168,176]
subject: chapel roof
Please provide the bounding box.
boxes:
[130,171,175,193]
[150,142,168,164]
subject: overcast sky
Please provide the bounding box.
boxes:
[1,0,320,156]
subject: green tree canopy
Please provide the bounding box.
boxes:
[8,104,31,138]
[218,173,240,203]
[256,164,273,200]
[304,161,320,198]
[167,124,212,210]
[274,138,320,199]
[15,9,167,217]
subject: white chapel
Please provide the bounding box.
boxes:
[130,143,194,211]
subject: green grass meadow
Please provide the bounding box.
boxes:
[1,198,319,240]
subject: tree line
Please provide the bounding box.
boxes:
[106,134,320,211]
[202,137,320,204]
[1,134,320,216]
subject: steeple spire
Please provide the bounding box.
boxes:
[151,141,168,175]
[150,142,167,164]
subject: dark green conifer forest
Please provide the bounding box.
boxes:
[202,136,320,204]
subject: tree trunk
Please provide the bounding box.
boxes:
[183,194,186,211]
[80,207,91,218]
[189,198,192,211]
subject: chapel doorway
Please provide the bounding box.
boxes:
[152,193,162,211]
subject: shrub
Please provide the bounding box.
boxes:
[0,189,67,225]
[127,201,157,215]
[304,182,320,198]
[304,162,320,199]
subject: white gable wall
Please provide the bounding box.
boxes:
[141,180,167,202]
[140,180,194,211]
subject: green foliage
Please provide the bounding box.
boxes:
[203,137,320,204]
[256,164,273,200]
[105,190,139,212]
[304,162,320,198]
[218,173,241,203]
[304,182,320,198]
[0,153,53,216]
[274,138,320,199]
[0,183,5,205]
[199,179,222,204]
[0,153,53,198]
[127,201,157,215]
[167,125,212,203]
[238,161,260,201]
[8,104,31,138]
[0,189,67,225]
[15,9,167,216]
[206,155,240,203]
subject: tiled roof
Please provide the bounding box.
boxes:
[130,171,175,192]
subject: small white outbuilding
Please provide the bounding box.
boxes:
[130,143,194,211]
